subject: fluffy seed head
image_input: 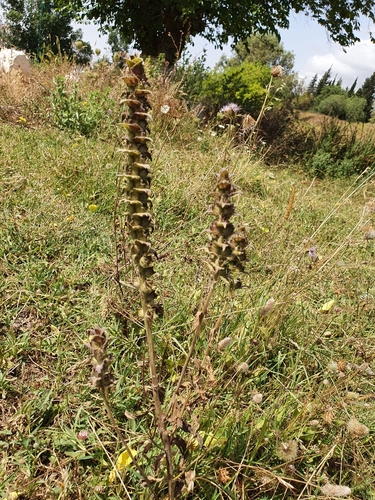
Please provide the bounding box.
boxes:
[218,337,233,350]
[252,393,263,404]
[347,418,369,437]
[276,440,298,461]
[321,483,351,497]
[260,297,275,317]
[237,362,249,373]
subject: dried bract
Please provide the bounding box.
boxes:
[85,326,114,389]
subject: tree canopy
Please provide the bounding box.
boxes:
[0,0,81,57]
[58,0,375,65]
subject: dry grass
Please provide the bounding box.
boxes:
[1,59,375,499]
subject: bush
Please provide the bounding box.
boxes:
[345,95,366,122]
[201,61,271,114]
[316,94,347,119]
[304,119,375,177]
[49,76,113,136]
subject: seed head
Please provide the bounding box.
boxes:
[276,440,298,462]
[252,393,263,404]
[347,418,369,437]
[321,483,351,497]
[237,362,249,373]
[218,337,233,350]
[85,327,114,390]
[260,297,275,317]
[271,65,283,78]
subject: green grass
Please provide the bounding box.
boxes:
[2,68,375,499]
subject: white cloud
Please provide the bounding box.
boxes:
[301,39,375,88]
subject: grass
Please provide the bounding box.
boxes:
[1,60,375,499]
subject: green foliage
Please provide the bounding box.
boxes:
[201,62,271,114]
[106,27,129,54]
[304,119,375,177]
[314,67,333,96]
[49,76,112,136]
[173,51,208,107]
[357,71,375,121]
[222,33,295,75]
[0,0,80,56]
[315,94,347,119]
[58,0,375,65]
[345,95,367,122]
[314,87,366,122]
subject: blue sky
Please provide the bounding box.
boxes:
[80,11,375,89]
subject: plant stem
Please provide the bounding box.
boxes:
[168,279,217,415]
[140,291,175,500]
[100,387,154,494]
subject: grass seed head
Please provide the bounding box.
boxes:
[347,418,369,437]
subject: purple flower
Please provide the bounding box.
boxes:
[77,430,89,440]
[308,246,317,259]
[219,103,241,115]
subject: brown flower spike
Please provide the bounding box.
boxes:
[117,55,160,315]
[207,169,248,284]
[85,326,114,389]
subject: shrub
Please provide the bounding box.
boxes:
[49,76,113,136]
[304,118,375,177]
[316,94,347,119]
[201,61,271,114]
[345,95,366,122]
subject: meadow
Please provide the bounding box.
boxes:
[1,57,375,500]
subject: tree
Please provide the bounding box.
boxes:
[0,0,81,57]
[58,0,375,66]
[107,27,129,55]
[347,77,358,96]
[357,72,375,121]
[231,34,295,74]
[315,67,333,96]
[307,74,318,95]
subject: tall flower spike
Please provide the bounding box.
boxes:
[207,169,248,284]
[117,54,160,316]
[85,326,114,389]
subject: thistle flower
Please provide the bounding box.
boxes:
[308,246,317,259]
[219,103,241,116]
[347,417,369,437]
[276,440,298,461]
[85,326,114,389]
[77,430,89,440]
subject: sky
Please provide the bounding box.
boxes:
[79,11,375,89]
